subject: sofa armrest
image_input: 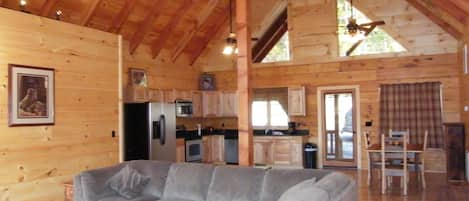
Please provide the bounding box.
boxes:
[331,180,357,201]
[73,163,126,201]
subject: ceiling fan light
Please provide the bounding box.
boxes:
[222,45,235,55]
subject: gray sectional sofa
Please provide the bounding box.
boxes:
[74,160,356,201]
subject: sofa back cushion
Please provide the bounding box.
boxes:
[129,160,172,198]
[162,163,215,201]
[259,169,332,201]
[206,166,266,201]
[313,172,354,201]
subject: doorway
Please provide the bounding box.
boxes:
[321,89,358,167]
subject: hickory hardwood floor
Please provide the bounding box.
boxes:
[338,170,469,201]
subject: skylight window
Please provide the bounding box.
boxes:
[261,32,290,63]
[337,0,406,56]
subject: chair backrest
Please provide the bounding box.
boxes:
[381,134,408,168]
[423,130,428,151]
[389,129,409,142]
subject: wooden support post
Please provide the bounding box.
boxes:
[236,0,253,166]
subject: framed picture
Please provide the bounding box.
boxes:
[8,64,55,126]
[129,68,148,87]
[199,73,216,90]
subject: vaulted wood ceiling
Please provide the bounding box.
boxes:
[0,0,468,66]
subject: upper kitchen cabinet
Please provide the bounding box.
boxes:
[125,86,149,103]
[219,91,238,117]
[165,89,192,103]
[288,86,306,116]
[191,91,203,117]
[149,89,164,102]
[202,91,220,117]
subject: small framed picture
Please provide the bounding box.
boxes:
[199,73,216,90]
[129,68,148,87]
[8,64,55,126]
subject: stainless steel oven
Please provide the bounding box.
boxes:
[175,100,192,117]
[185,139,203,162]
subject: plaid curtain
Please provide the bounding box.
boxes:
[379,82,444,148]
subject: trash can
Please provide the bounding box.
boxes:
[304,143,317,169]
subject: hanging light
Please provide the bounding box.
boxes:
[344,1,365,43]
[19,0,27,12]
[55,10,63,20]
[222,0,237,55]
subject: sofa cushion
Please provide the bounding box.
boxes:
[108,165,150,199]
[130,160,172,198]
[159,199,197,201]
[79,163,128,201]
[206,166,266,201]
[313,172,353,200]
[162,163,214,201]
[278,178,328,201]
[260,169,331,201]
[99,195,159,201]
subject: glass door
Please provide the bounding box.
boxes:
[323,90,356,167]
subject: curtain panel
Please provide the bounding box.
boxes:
[379,82,443,148]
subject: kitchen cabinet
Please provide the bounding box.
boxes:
[254,138,274,165]
[149,89,164,102]
[219,91,238,117]
[211,135,225,163]
[192,91,203,117]
[176,138,185,162]
[165,89,192,103]
[202,136,212,163]
[254,136,306,167]
[202,91,220,117]
[125,86,148,103]
[288,86,306,116]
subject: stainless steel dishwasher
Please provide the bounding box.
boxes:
[224,132,238,164]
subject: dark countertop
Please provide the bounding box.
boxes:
[176,129,239,140]
[253,129,309,136]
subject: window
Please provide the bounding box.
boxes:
[337,0,406,56]
[252,88,289,128]
[379,82,444,148]
[261,32,290,63]
[252,9,290,63]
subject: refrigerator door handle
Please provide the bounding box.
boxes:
[160,114,166,145]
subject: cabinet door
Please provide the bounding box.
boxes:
[273,139,292,165]
[254,138,273,165]
[202,136,212,163]
[149,89,164,102]
[289,138,303,166]
[176,90,192,101]
[220,91,238,117]
[164,90,176,103]
[125,86,148,103]
[288,86,306,116]
[191,91,203,117]
[203,91,220,117]
[176,139,186,162]
[211,135,225,163]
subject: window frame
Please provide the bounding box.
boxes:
[252,100,289,130]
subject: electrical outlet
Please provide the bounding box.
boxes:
[111,130,116,138]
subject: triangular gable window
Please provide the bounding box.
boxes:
[253,9,291,63]
[337,0,406,56]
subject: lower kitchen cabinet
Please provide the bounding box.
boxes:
[202,136,212,163]
[176,138,185,162]
[211,135,225,163]
[254,136,306,168]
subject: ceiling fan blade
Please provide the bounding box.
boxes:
[359,21,385,27]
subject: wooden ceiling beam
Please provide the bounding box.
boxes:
[151,0,194,59]
[406,0,464,39]
[449,0,469,15]
[129,0,164,55]
[81,0,102,26]
[171,0,220,62]
[40,0,59,16]
[431,0,468,24]
[108,0,138,33]
[188,9,229,65]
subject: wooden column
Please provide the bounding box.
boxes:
[236,0,253,166]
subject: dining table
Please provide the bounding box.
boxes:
[366,143,425,186]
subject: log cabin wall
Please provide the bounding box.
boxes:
[0,8,119,200]
[209,53,460,172]
[461,35,469,150]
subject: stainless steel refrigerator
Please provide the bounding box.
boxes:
[124,102,176,162]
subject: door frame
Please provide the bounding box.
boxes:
[317,85,361,169]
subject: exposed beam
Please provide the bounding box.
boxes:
[81,0,102,26]
[151,0,194,59]
[252,9,287,63]
[449,0,469,15]
[40,0,59,16]
[188,12,229,65]
[431,0,468,24]
[406,0,464,39]
[129,0,164,55]
[236,0,253,167]
[171,0,220,62]
[108,0,138,33]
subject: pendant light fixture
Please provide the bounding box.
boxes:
[222,0,238,55]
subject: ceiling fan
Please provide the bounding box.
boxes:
[341,0,386,56]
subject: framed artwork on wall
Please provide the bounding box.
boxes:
[199,73,216,90]
[8,64,55,126]
[129,68,148,87]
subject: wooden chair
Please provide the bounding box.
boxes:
[406,130,428,189]
[381,134,409,195]
[365,131,382,186]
